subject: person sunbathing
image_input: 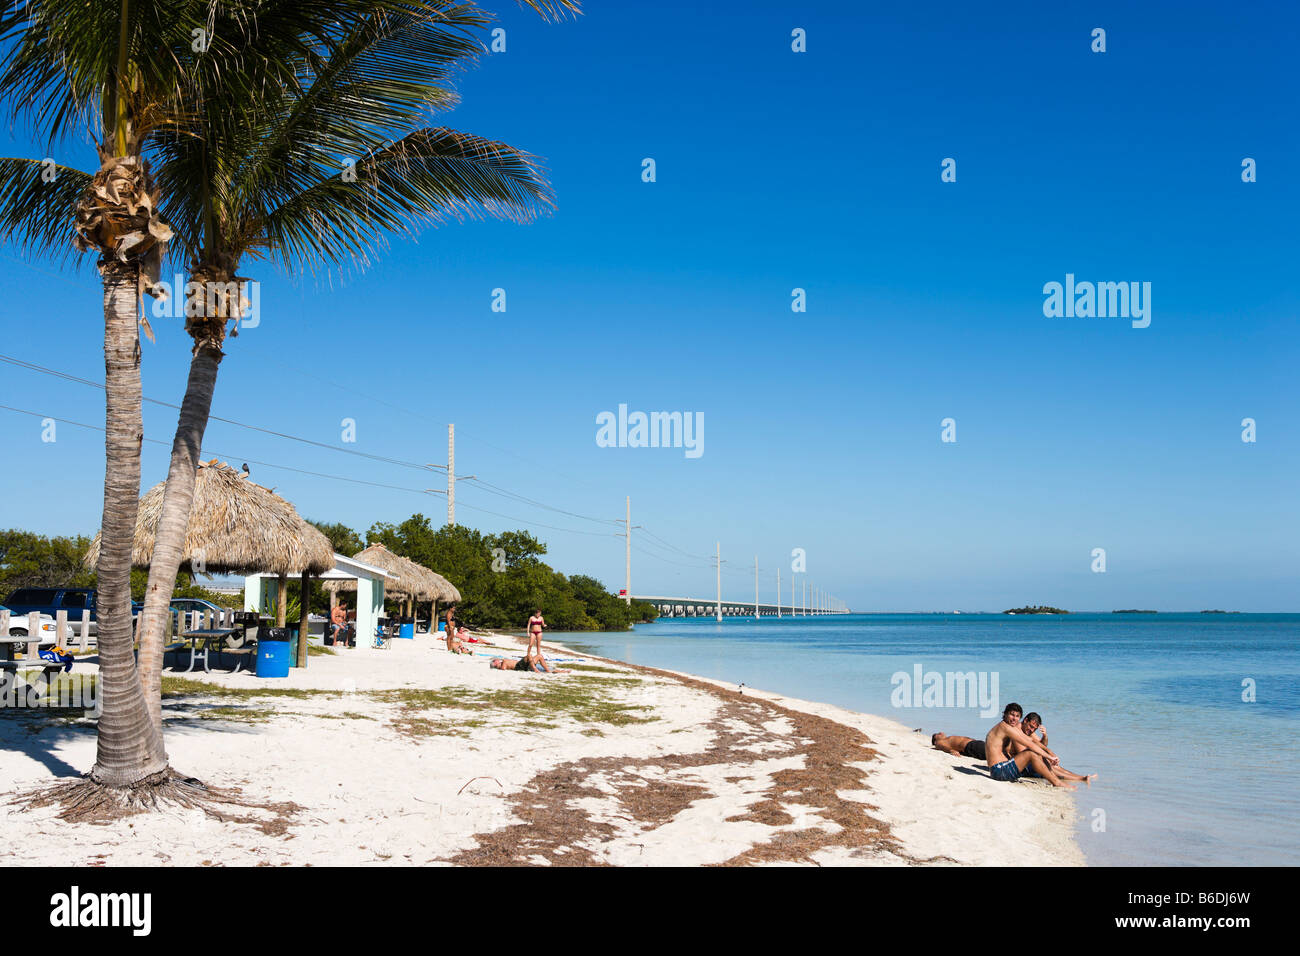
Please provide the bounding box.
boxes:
[489,651,568,674]
[984,703,1076,789]
[457,626,486,645]
[931,732,985,761]
[1005,711,1095,784]
[446,629,473,655]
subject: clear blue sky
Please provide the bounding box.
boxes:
[1,0,1297,611]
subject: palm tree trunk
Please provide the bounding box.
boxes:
[90,259,167,786]
[297,571,310,667]
[135,344,222,739]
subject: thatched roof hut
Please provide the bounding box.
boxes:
[85,460,335,576]
[424,570,461,603]
[323,543,460,602]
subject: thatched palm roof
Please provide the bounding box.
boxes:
[85,460,335,576]
[325,543,461,602]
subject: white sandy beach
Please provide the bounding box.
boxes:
[0,633,1083,866]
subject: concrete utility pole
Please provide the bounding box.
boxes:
[803,581,807,617]
[754,556,759,619]
[625,496,632,604]
[447,423,455,526]
[715,542,722,623]
[791,575,795,617]
[776,568,781,618]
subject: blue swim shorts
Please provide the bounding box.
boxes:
[990,759,1020,782]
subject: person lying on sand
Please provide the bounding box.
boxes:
[445,629,472,654]
[457,626,486,644]
[489,651,569,674]
[931,732,985,761]
[984,703,1076,790]
[1005,711,1095,784]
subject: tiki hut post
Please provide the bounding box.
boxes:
[276,573,288,627]
[297,569,311,668]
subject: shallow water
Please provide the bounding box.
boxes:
[559,613,1300,866]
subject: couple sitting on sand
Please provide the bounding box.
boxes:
[932,703,1095,791]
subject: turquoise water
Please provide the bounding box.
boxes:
[560,613,1300,866]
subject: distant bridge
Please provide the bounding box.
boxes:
[632,595,850,618]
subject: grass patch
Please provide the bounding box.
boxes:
[308,644,335,657]
[315,711,375,721]
[565,664,628,675]
[161,676,325,700]
[196,706,277,723]
[372,678,658,730]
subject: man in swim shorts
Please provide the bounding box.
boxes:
[984,703,1076,789]
[930,732,986,761]
[1004,710,1095,784]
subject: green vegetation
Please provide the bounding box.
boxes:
[0,529,238,606]
[1003,605,1069,615]
[310,516,658,631]
[1113,609,1157,614]
[160,675,324,700]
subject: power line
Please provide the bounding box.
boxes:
[0,352,744,567]
[0,403,620,540]
[461,476,622,526]
[0,353,445,473]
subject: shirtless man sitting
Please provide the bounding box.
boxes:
[984,703,1076,789]
[931,732,986,761]
[1005,711,1095,784]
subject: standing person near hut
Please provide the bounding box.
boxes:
[329,602,347,646]
[443,604,458,651]
[526,609,545,657]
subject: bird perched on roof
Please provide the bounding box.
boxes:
[240,463,250,476]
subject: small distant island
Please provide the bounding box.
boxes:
[1199,610,1240,614]
[1003,605,1068,615]
[1113,609,1157,614]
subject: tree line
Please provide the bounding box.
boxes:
[0,529,236,607]
[312,515,659,632]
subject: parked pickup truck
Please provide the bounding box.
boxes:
[2,588,143,636]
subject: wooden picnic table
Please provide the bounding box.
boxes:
[174,628,240,673]
[0,635,57,662]
[0,636,68,697]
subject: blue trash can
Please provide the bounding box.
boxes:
[399,620,414,640]
[257,632,291,678]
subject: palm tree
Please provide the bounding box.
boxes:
[3,0,579,792]
[132,1,574,728]
[2,0,558,798]
[0,0,206,790]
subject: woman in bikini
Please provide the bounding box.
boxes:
[526,609,545,657]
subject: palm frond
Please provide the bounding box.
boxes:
[251,127,553,273]
[515,0,582,21]
[0,156,92,262]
